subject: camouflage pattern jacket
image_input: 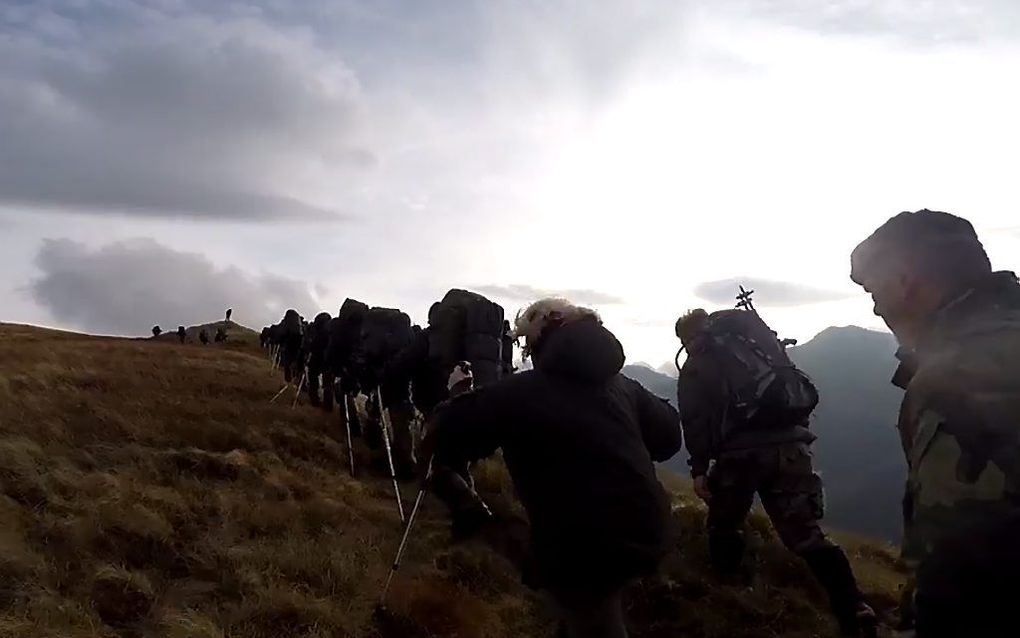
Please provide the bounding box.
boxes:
[899,271,1020,567]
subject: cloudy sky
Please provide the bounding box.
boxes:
[3,0,1020,366]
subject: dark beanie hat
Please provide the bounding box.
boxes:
[851,209,990,285]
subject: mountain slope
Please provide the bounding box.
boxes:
[0,323,904,637]
[626,327,904,541]
[622,364,677,405]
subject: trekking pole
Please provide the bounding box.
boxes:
[270,383,290,403]
[342,390,356,477]
[379,457,433,610]
[376,388,406,522]
[291,370,307,409]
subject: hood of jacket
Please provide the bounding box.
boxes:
[533,317,624,383]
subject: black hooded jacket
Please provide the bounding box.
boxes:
[428,318,682,593]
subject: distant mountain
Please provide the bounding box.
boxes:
[624,326,904,541]
[656,361,679,378]
[789,326,903,541]
[622,364,676,405]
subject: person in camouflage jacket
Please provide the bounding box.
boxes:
[852,209,1020,638]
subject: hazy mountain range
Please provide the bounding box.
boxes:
[624,325,904,542]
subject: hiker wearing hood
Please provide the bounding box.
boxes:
[852,210,1020,638]
[423,298,682,638]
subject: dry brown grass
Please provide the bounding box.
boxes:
[0,322,905,637]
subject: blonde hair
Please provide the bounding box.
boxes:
[513,297,600,356]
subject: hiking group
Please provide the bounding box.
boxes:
[251,209,1019,638]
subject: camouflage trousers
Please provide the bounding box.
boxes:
[706,442,867,631]
[706,441,831,565]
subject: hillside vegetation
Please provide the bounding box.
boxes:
[0,323,905,637]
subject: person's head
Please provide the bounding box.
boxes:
[675,309,710,350]
[427,301,442,325]
[513,297,600,358]
[851,209,992,347]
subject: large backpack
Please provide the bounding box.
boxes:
[361,307,413,365]
[427,289,506,387]
[281,310,303,337]
[335,299,369,348]
[698,308,818,430]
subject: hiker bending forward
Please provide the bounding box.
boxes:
[677,308,874,636]
[423,298,682,638]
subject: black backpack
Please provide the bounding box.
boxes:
[281,310,303,337]
[333,299,368,344]
[699,308,818,429]
[427,289,506,387]
[361,307,413,365]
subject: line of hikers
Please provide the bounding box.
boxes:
[256,209,1020,638]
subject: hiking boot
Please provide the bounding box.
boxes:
[838,601,878,637]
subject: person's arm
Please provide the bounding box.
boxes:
[677,361,723,478]
[902,373,1020,569]
[420,386,507,468]
[624,377,682,462]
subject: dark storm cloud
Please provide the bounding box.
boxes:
[694,277,853,307]
[29,238,317,334]
[0,2,372,220]
[473,284,624,305]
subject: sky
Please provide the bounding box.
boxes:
[3,0,1020,367]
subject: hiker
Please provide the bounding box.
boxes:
[304,312,332,408]
[851,209,1020,638]
[675,306,876,636]
[279,309,305,384]
[176,326,186,344]
[501,319,516,376]
[151,325,161,338]
[225,308,232,322]
[422,298,682,638]
[357,305,416,480]
[198,329,210,345]
[214,327,227,343]
[260,326,270,350]
[325,298,370,425]
[268,323,284,367]
[390,290,508,538]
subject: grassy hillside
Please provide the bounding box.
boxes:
[0,323,906,637]
[153,320,259,349]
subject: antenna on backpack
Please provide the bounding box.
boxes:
[736,285,798,350]
[735,285,756,313]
